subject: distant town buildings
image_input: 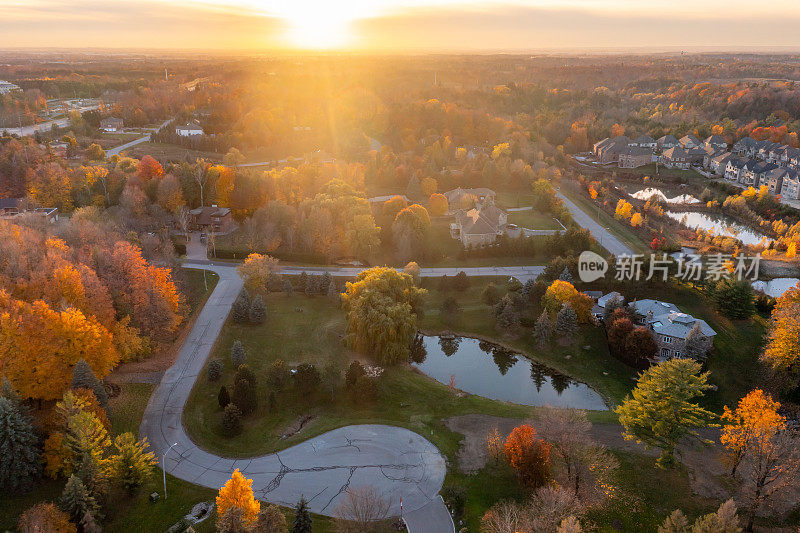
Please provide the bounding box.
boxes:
[0,80,21,94]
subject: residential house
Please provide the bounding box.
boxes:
[631,299,681,325]
[657,135,678,151]
[188,205,235,234]
[660,146,690,169]
[176,121,204,137]
[100,117,124,132]
[591,291,623,320]
[738,159,762,186]
[0,198,22,217]
[703,135,728,151]
[593,136,630,163]
[48,141,68,158]
[703,148,726,170]
[648,311,717,360]
[756,141,778,161]
[781,174,800,200]
[725,157,747,181]
[679,134,701,149]
[450,202,508,247]
[687,146,709,165]
[752,162,779,188]
[709,153,733,176]
[764,167,794,195]
[33,207,58,224]
[443,187,496,213]
[630,135,657,150]
[618,146,653,168]
[733,137,756,156]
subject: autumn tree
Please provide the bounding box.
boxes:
[428,193,448,217]
[392,204,431,263]
[623,327,658,368]
[616,359,716,468]
[420,177,438,196]
[542,281,593,322]
[238,254,281,295]
[504,424,551,488]
[216,469,260,526]
[341,267,426,365]
[17,502,76,533]
[138,155,164,180]
[0,292,118,401]
[0,396,41,491]
[59,475,99,523]
[104,433,157,493]
[659,499,740,533]
[761,285,800,389]
[720,389,784,477]
[253,504,288,533]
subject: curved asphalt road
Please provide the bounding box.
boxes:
[139,262,452,531]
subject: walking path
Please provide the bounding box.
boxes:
[139,259,452,531]
[107,119,172,156]
[556,192,634,257]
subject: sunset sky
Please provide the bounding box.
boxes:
[5,0,800,52]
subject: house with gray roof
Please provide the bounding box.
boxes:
[631,135,657,149]
[781,173,800,200]
[593,136,630,163]
[704,135,728,151]
[709,153,733,176]
[679,134,701,149]
[657,135,678,151]
[649,312,716,360]
[450,202,508,247]
[618,146,653,168]
[660,146,690,169]
[725,157,747,181]
[733,137,756,156]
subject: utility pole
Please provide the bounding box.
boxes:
[162,442,178,499]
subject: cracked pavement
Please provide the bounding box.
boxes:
[139,262,451,530]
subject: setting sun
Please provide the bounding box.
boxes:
[263,0,377,49]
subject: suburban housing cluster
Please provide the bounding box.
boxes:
[591,292,717,360]
[592,132,800,201]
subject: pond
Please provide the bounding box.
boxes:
[665,211,769,246]
[631,187,699,204]
[752,278,799,297]
[412,335,608,410]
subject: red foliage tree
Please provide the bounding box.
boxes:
[504,425,551,488]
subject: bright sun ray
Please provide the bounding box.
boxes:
[261,0,379,49]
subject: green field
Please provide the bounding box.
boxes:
[506,209,562,230]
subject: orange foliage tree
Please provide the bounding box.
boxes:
[0,291,118,401]
[216,469,261,526]
[138,155,163,180]
[720,389,785,476]
[428,193,448,217]
[504,425,551,489]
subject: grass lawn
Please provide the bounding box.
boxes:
[627,163,704,182]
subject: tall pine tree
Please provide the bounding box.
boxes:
[0,396,41,491]
[292,497,312,533]
[70,359,108,408]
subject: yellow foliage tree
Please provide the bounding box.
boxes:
[420,177,438,197]
[216,469,260,526]
[615,199,633,220]
[237,253,281,294]
[630,212,644,227]
[720,389,785,476]
[0,291,118,400]
[541,280,593,323]
[761,285,800,386]
[786,241,797,258]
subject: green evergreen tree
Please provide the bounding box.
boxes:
[218,385,230,408]
[0,396,41,491]
[291,497,312,533]
[480,283,501,305]
[320,272,332,293]
[75,450,108,503]
[230,340,247,368]
[222,404,242,436]
[713,278,755,319]
[59,475,100,522]
[232,289,251,323]
[70,359,108,407]
[305,275,319,296]
[297,272,308,292]
[266,360,290,391]
[452,271,470,291]
[345,361,366,390]
[284,279,294,296]
[555,303,579,340]
[207,359,223,382]
[533,310,553,347]
[249,295,266,324]
[232,378,257,415]
[327,281,339,304]
[294,364,320,396]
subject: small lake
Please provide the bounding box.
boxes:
[412,335,608,410]
[631,188,699,204]
[665,211,769,246]
[752,278,799,297]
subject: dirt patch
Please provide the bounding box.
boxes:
[281,414,316,439]
[445,414,523,473]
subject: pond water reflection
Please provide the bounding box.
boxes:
[412,335,608,410]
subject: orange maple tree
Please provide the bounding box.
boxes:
[504,424,551,488]
[720,389,785,476]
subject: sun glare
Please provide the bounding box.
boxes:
[264,0,374,49]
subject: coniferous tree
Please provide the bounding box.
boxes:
[305,275,319,296]
[249,295,266,324]
[75,451,108,503]
[70,359,108,408]
[232,379,257,415]
[283,279,294,296]
[292,498,312,533]
[207,359,223,382]
[230,340,247,368]
[533,310,553,347]
[218,385,230,408]
[0,396,41,491]
[59,475,100,522]
[327,281,339,304]
[232,289,251,323]
[555,303,579,341]
[222,404,242,436]
[320,272,332,293]
[297,272,308,292]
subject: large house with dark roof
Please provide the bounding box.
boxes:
[450,202,508,247]
[592,136,630,163]
[618,146,653,168]
[630,299,716,360]
[188,205,235,234]
[660,146,690,169]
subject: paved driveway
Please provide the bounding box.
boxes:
[557,192,634,257]
[139,263,451,530]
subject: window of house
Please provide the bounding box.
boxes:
[663,336,672,343]
[661,348,670,358]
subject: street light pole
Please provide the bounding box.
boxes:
[162,442,178,499]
